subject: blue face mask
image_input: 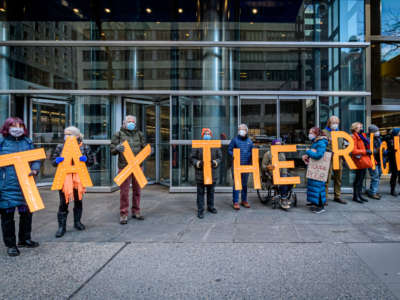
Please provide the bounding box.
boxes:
[203,134,211,140]
[126,122,136,131]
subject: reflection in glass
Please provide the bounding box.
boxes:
[372,111,400,136]
[89,145,112,186]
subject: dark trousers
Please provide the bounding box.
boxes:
[353,169,366,196]
[390,170,400,188]
[196,183,215,212]
[58,190,82,213]
[0,206,32,247]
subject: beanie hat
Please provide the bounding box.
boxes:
[272,139,282,145]
[201,128,212,137]
[392,128,400,136]
[367,124,379,133]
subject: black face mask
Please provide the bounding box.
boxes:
[359,129,364,134]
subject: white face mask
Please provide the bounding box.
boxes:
[330,123,339,130]
[374,132,380,137]
[308,133,316,141]
[239,130,246,137]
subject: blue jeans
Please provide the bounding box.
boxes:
[232,173,249,203]
[368,164,382,195]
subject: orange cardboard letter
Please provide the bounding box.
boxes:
[380,141,389,175]
[270,144,300,185]
[0,148,46,212]
[113,141,151,188]
[233,148,261,190]
[370,133,376,170]
[51,136,93,190]
[395,136,400,171]
[192,140,221,185]
[331,131,357,170]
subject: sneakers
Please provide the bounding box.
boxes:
[312,207,326,214]
[132,214,145,220]
[241,201,250,208]
[367,193,381,200]
[120,215,128,225]
[233,203,240,210]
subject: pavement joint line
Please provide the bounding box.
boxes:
[67,242,130,300]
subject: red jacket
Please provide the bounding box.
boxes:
[352,132,373,169]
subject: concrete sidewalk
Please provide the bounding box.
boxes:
[1,185,400,299]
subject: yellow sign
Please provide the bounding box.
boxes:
[395,136,400,171]
[0,148,46,212]
[233,148,261,190]
[191,140,221,185]
[331,131,357,170]
[271,144,300,185]
[113,141,151,188]
[370,133,376,170]
[51,136,93,190]
[380,141,389,174]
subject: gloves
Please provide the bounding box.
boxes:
[366,149,372,155]
[28,170,38,176]
[55,157,64,164]
[266,164,275,171]
[115,144,125,153]
[79,155,87,162]
[196,161,203,168]
[212,160,218,168]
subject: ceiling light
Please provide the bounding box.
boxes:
[0,8,5,12]
[250,22,254,24]
[178,8,183,13]
[105,8,111,13]
[73,8,79,13]
[156,21,160,24]
[252,8,258,14]
[146,8,152,13]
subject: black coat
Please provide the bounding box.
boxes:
[51,143,95,168]
[190,147,222,184]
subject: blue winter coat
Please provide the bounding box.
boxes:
[0,136,41,209]
[306,136,329,205]
[228,135,253,165]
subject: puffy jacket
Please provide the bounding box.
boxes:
[387,130,400,173]
[51,142,95,168]
[351,132,372,169]
[228,136,253,165]
[0,136,41,209]
[306,136,328,205]
[110,127,145,169]
[190,147,222,184]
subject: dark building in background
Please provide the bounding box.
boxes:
[0,0,394,192]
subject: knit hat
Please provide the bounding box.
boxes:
[367,124,379,133]
[272,139,282,145]
[201,128,212,137]
[392,128,400,136]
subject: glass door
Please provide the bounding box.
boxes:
[30,98,71,183]
[159,99,170,185]
[124,98,156,184]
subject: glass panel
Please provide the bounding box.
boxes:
[381,0,400,37]
[160,102,170,185]
[240,98,277,143]
[31,99,69,182]
[2,46,365,91]
[171,144,233,187]
[3,0,364,42]
[372,43,400,105]
[279,98,316,188]
[372,111,400,136]
[90,144,112,186]
[172,96,238,140]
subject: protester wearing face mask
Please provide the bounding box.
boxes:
[366,125,384,200]
[351,122,373,204]
[190,128,222,219]
[388,128,400,196]
[51,126,94,238]
[228,124,253,210]
[0,117,41,256]
[111,115,146,224]
[322,116,346,205]
[302,127,329,213]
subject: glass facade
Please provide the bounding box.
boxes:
[0,0,371,191]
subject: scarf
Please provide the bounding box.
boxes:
[61,142,86,203]
[358,132,370,150]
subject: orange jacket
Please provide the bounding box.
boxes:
[352,132,372,169]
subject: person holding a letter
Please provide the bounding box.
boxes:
[111,115,146,225]
[0,117,41,256]
[367,125,383,199]
[190,128,222,219]
[388,128,400,196]
[351,122,373,204]
[302,127,329,214]
[52,126,94,238]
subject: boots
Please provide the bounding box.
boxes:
[73,207,85,231]
[352,186,363,204]
[357,190,368,202]
[55,212,67,238]
[391,185,398,197]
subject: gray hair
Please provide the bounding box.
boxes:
[64,126,80,137]
[123,115,136,126]
[238,123,248,131]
